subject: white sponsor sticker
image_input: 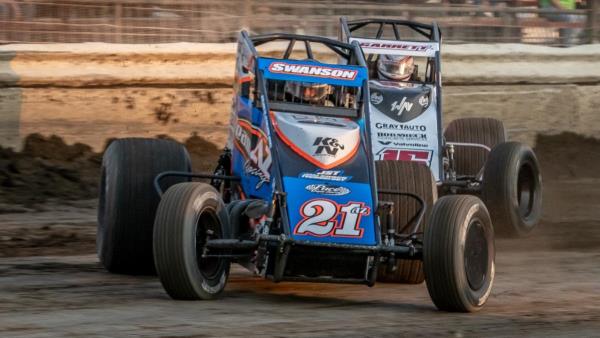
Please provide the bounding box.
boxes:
[350,37,439,57]
[369,84,441,181]
[390,97,414,116]
[300,170,352,182]
[269,62,358,80]
[370,91,384,105]
[305,184,350,196]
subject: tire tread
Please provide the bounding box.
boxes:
[375,160,437,284]
[444,118,506,176]
[424,195,494,312]
[97,138,190,274]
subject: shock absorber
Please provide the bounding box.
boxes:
[448,143,457,182]
[378,201,397,272]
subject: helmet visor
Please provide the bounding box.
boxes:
[378,56,414,81]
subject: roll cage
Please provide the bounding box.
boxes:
[340,17,441,42]
[340,18,445,181]
[340,17,441,84]
[238,31,370,119]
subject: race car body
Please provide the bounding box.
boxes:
[340,18,542,237]
[340,18,444,181]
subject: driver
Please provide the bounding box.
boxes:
[284,81,333,106]
[376,54,415,82]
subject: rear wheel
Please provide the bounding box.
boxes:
[97,138,190,274]
[153,183,230,300]
[424,195,495,312]
[444,118,506,176]
[375,160,437,284]
[482,142,542,237]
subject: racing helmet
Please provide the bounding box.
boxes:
[284,81,330,104]
[377,54,415,81]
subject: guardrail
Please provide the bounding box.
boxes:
[0,0,598,45]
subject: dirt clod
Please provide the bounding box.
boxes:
[0,133,221,208]
[153,102,175,124]
[0,134,101,207]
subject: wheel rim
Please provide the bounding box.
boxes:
[464,219,488,291]
[516,161,536,220]
[195,209,225,282]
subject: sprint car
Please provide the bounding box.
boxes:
[97,32,496,312]
[340,18,542,239]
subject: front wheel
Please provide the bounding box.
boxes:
[153,183,230,300]
[424,195,495,312]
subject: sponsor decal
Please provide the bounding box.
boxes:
[376,132,428,141]
[305,184,350,196]
[268,62,358,80]
[367,82,440,180]
[234,118,272,189]
[299,170,352,182]
[376,148,433,165]
[358,41,435,53]
[350,38,438,57]
[244,160,269,189]
[291,114,348,127]
[378,140,428,148]
[313,137,345,157]
[374,122,427,131]
[370,91,383,105]
[390,97,413,116]
[368,82,432,123]
[418,94,429,107]
[294,199,369,238]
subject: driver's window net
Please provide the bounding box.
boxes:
[266,79,360,110]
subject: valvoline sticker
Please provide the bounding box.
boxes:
[283,176,377,245]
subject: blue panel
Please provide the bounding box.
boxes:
[258,58,367,87]
[231,95,273,200]
[283,176,377,245]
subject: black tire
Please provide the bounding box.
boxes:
[424,195,495,312]
[153,183,230,300]
[375,160,437,284]
[482,142,542,237]
[444,118,506,176]
[227,199,254,239]
[97,138,191,274]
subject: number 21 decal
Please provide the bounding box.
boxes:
[294,198,370,238]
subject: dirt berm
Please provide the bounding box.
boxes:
[0,133,221,208]
[2,43,599,151]
[0,131,597,209]
[2,43,600,87]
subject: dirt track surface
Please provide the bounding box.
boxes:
[1,42,599,336]
[2,249,599,337]
[1,178,600,337]
[0,108,598,337]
